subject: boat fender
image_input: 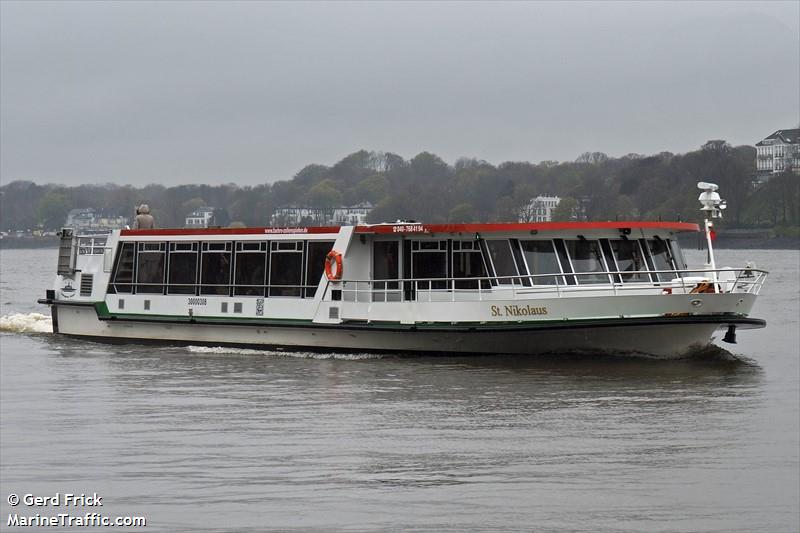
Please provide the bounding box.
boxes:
[325,250,344,281]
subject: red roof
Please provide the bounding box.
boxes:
[122,221,698,237]
[355,221,699,234]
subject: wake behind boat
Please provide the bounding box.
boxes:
[37,183,767,358]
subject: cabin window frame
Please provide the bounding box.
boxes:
[451,239,491,290]
[199,241,233,296]
[561,239,613,285]
[517,239,566,286]
[372,240,402,302]
[644,237,677,282]
[268,240,305,297]
[484,239,522,286]
[410,239,449,290]
[77,236,107,255]
[167,241,199,295]
[552,239,576,285]
[134,241,166,294]
[109,242,136,294]
[233,241,269,296]
[609,239,651,283]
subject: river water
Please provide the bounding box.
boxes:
[1,247,798,532]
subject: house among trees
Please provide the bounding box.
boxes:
[271,202,374,226]
[185,207,216,228]
[756,128,800,179]
[332,202,373,225]
[65,208,127,230]
[518,196,561,222]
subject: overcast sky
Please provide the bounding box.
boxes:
[1,1,798,186]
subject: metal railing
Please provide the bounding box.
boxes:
[108,282,323,298]
[103,267,767,303]
[330,267,768,303]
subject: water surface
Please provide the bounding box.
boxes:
[1,248,798,532]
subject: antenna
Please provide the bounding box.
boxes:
[697,181,726,218]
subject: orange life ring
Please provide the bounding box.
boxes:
[325,250,343,281]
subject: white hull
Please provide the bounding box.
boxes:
[53,304,743,358]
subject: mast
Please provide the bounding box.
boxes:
[697,181,726,290]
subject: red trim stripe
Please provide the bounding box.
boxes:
[354,221,699,234]
[120,221,699,237]
[121,226,341,237]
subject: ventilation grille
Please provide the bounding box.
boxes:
[80,274,93,296]
[329,306,340,320]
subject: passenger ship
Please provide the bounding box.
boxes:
[38,183,767,358]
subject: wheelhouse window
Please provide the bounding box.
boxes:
[669,239,687,271]
[136,242,165,294]
[610,240,648,282]
[200,242,232,295]
[452,240,489,289]
[305,241,334,297]
[564,240,609,284]
[411,240,448,290]
[269,240,304,297]
[646,238,676,282]
[110,242,135,293]
[234,242,268,296]
[519,240,562,285]
[485,239,520,285]
[168,242,198,295]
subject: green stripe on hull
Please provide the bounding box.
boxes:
[87,302,763,332]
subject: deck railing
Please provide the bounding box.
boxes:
[330,267,768,303]
[105,267,767,302]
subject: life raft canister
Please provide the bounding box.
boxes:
[325,250,343,281]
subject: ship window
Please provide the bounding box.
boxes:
[203,242,231,252]
[485,240,520,285]
[519,240,562,285]
[599,239,620,283]
[273,241,302,251]
[452,240,489,289]
[110,242,135,294]
[167,242,198,295]
[305,241,334,297]
[553,240,576,285]
[200,242,232,295]
[135,242,165,294]
[373,241,401,302]
[647,238,676,282]
[270,241,303,297]
[610,240,648,282]
[411,240,447,290]
[564,240,609,284]
[234,242,268,296]
[78,237,107,255]
[668,239,687,271]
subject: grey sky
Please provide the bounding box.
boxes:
[1,1,798,186]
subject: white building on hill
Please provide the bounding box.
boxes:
[185,207,216,228]
[519,196,561,223]
[756,128,800,178]
[271,202,373,226]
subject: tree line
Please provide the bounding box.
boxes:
[1,140,798,233]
